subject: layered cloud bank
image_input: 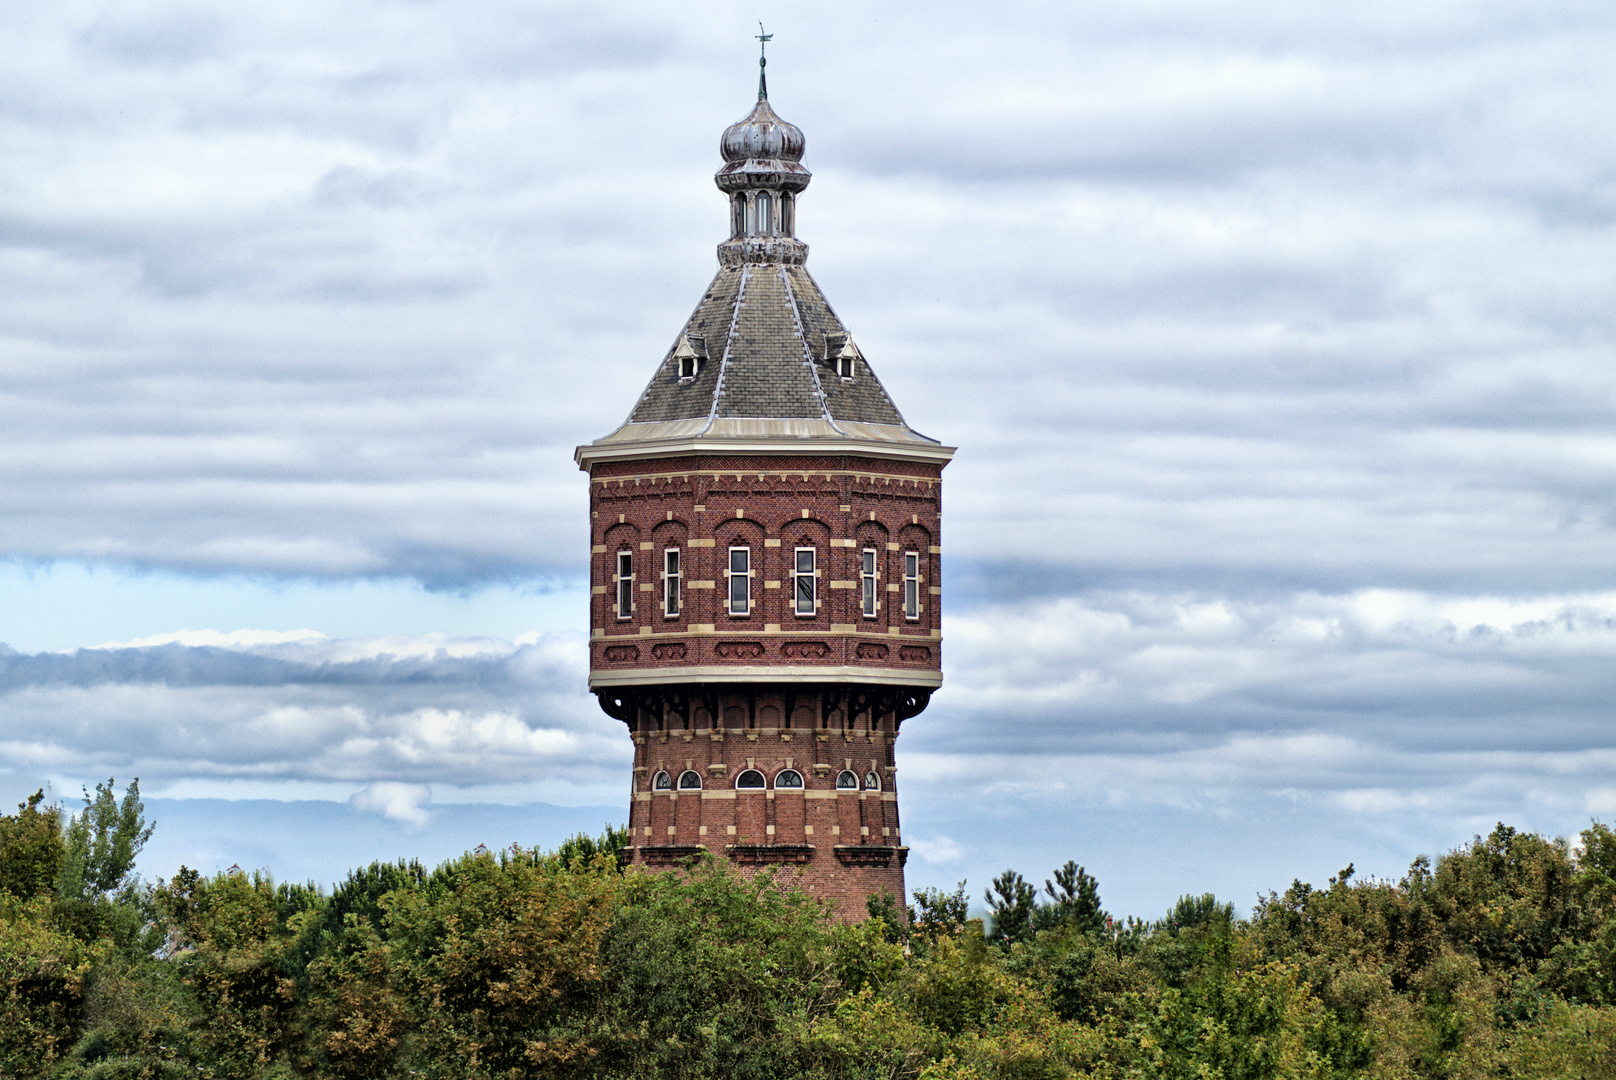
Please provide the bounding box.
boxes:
[6,588,1615,911]
[0,1,1612,911]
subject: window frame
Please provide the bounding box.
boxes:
[651,770,671,792]
[727,546,753,617]
[793,546,817,617]
[835,770,859,790]
[774,769,804,790]
[662,547,681,618]
[865,771,882,792]
[903,551,921,620]
[677,770,703,791]
[735,769,767,790]
[616,550,635,621]
[861,548,878,618]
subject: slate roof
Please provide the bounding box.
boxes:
[585,263,941,452]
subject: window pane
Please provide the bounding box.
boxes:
[796,549,812,574]
[904,552,919,619]
[729,548,749,614]
[796,576,814,614]
[863,550,875,575]
[617,552,633,619]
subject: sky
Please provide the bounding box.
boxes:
[1,0,1614,918]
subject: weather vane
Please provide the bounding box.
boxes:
[755,22,773,100]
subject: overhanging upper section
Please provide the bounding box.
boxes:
[576,418,955,469]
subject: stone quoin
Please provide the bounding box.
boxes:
[574,46,954,920]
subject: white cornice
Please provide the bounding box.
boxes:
[576,436,956,469]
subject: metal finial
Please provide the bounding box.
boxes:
[756,22,772,100]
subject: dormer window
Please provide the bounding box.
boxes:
[672,334,708,382]
[823,332,860,381]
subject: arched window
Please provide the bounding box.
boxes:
[735,769,766,790]
[677,770,703,790]
[651,770,671,791]
[836,770,859,790]
[774,769,804,790]
[865,771,882,791]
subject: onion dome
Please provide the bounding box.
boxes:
[715,52,810,197]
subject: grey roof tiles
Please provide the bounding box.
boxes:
[619,263,919,435]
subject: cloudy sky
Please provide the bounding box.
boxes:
[2,0,1614,917]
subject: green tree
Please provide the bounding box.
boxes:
[1036,861,1106,935]
[58,778,154,902]
[985,870,1039,945]
[0,790,64,899]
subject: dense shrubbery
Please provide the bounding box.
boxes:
[5,784,1616,1078]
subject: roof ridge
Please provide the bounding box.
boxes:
[777,265,848,437]
[793,266,915,433]
[700,264,750,437]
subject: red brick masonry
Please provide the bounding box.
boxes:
[586,453,945,918]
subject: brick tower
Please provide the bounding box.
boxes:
[574,55,952,919]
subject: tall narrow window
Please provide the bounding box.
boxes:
[757,192,773,234]
[904,551,920,620]
[616,551,634,620]
[794,547,816,616]
[861,548,878,618]
[663,547,681,618]
[782,193,794,235]
[727,546,752,616]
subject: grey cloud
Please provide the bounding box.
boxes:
[0,633,621,790]
[0,0,1609,594]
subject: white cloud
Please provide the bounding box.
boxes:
[351,781,433,828]
[909,834,965,866]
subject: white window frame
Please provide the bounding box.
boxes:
[726,546,752,616]
[662,547,681,618]
[837,354,854,379]
[616,551,634,620]
[904,551,920,620]
[793,546,817,617]
[861,548,878,618]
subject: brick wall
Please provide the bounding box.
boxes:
[590,452,943,921]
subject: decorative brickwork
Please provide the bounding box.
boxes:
[573,80,952,922]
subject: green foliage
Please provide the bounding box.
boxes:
[986,870,1039,945]
[58,779,154,902]
[16,817,1616,1077]
[1036,861,1106,936]
[0,790,64,900]
[0,893,108,1076]
[868,890,909,943]
[913,881,971,938]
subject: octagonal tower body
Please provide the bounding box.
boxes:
[575,77,953,919]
